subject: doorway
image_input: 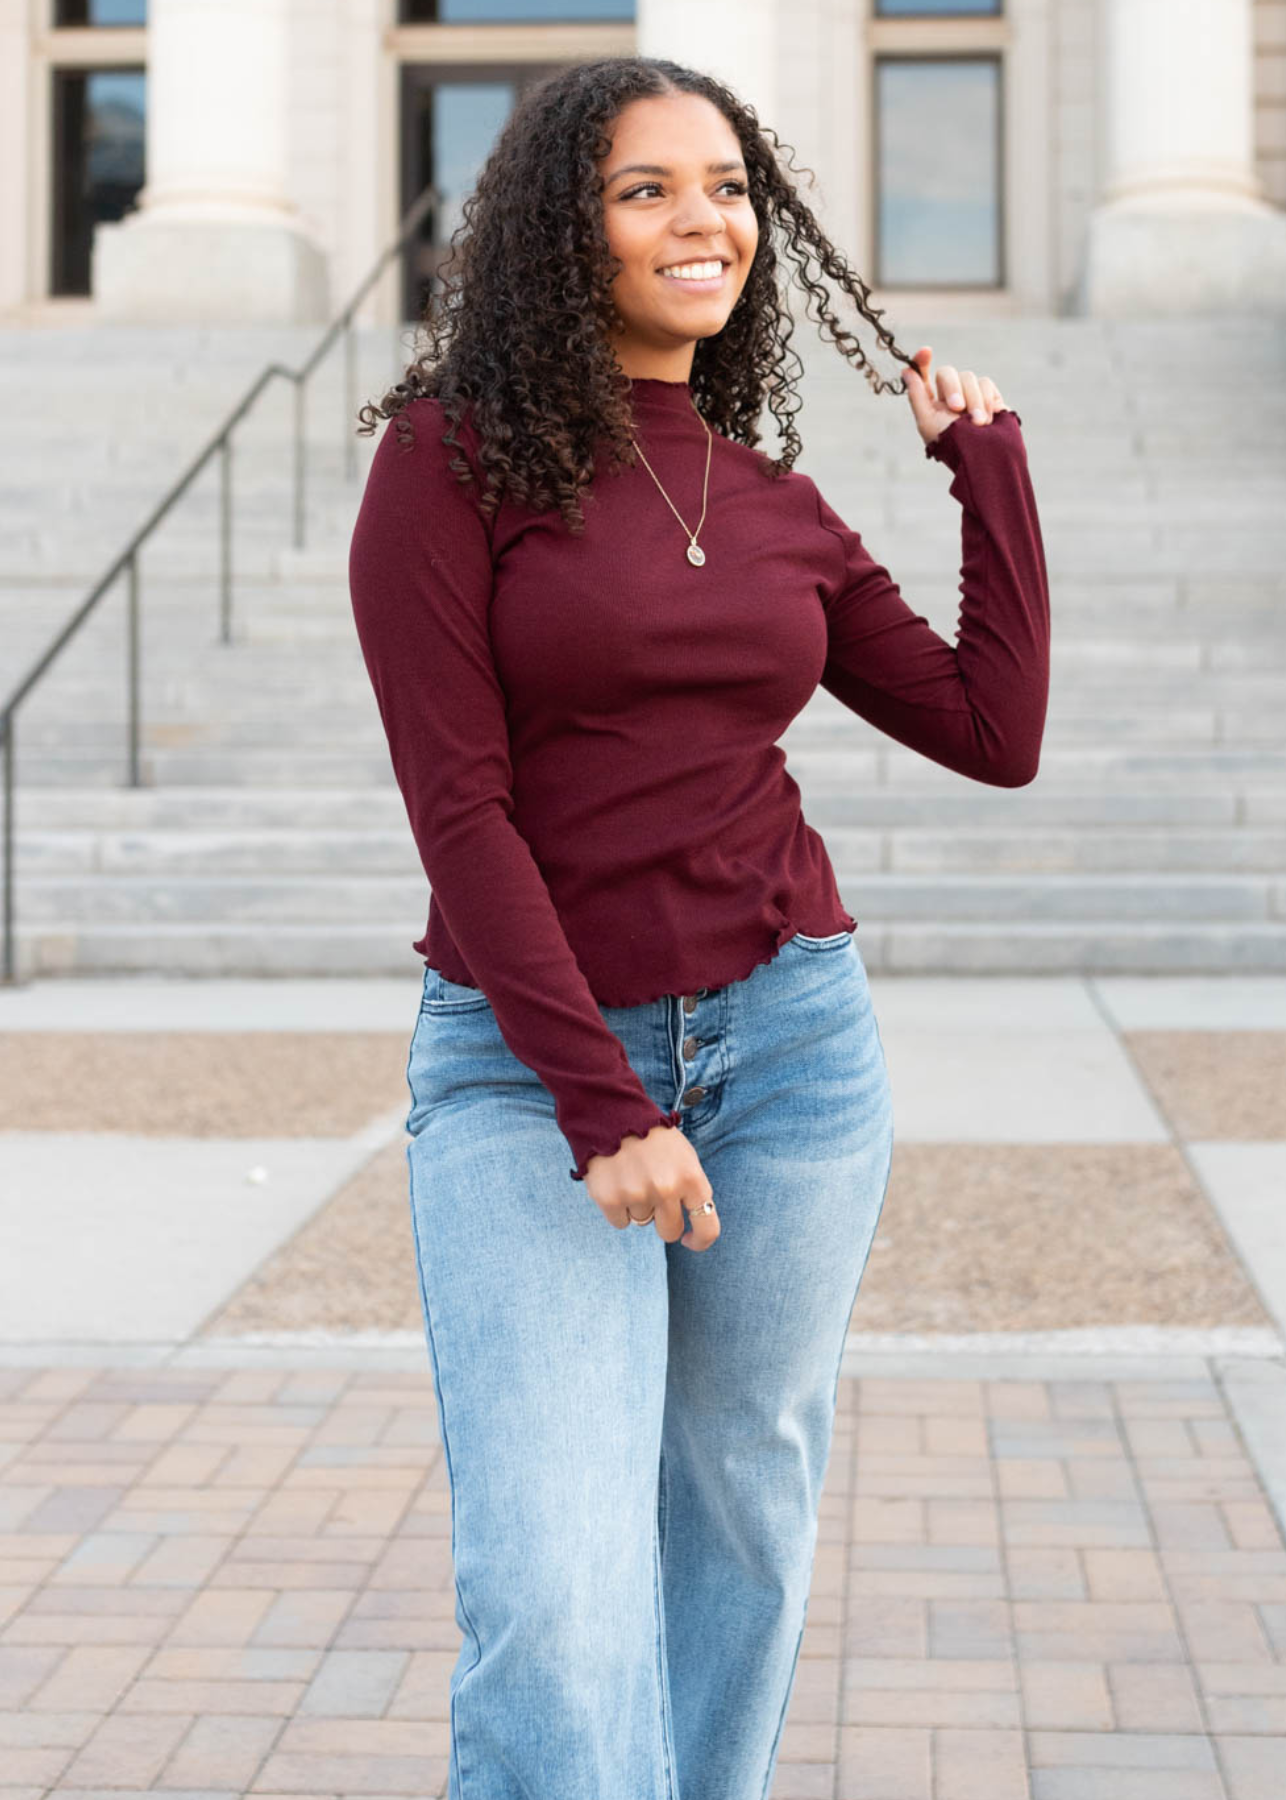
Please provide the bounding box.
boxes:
[50,63,145,294]
[399,62,561,323]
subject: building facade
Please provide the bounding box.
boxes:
[2,0,1283,326]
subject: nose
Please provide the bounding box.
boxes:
[670,230,727,264]
[674,186,728,237]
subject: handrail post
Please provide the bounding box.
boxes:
[2,707,13,984]
[126,552,141,788]
[0,181,440,983]
[293,376,306,551]
[219,433,233,644]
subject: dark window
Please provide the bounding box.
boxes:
[55,1,147,24]
[875,2,1001,15]
[50,66,145,295]
[874,55,1002,287]
[402,64,564,320]
[400,1,633,18]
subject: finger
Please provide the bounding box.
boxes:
[680,1188,720,1252]
[959,369,988,424]
[905,346,934,388]
[935,363,964,411]
[903,350,937,429]
[593,1185,642,1230]
[651,1186,688,1244]
[903,362,928,415]
[981,377,1006,414]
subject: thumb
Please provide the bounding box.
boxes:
[903,358,934,430]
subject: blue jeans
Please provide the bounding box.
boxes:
[404,927,895,1800]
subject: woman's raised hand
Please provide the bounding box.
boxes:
[584,1123,720,1252]
[904,344,1008,449]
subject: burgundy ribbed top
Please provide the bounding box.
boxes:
[348,375,1050,1180]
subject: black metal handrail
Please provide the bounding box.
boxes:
[0,182,440,985]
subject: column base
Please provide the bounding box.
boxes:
[92,213,330,325]
[1077,198,1286,316]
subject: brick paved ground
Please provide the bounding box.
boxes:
[2,1358,1284,1799]
[3,974,1285,1794]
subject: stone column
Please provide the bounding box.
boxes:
[635,0,778,126]
[0,0,30,315]
[1081,0,1286,314]
[95,0,328,322]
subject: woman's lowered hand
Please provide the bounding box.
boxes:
[584,1123,720,1253]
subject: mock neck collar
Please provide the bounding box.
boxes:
[625,374,696,414]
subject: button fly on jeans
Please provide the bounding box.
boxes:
[682,1085,706,1106]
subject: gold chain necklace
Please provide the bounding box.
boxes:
[629,399,713,567]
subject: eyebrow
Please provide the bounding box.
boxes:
[605,160,747,186]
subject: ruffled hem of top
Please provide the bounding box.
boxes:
[925,407,1022,461]
[564,911,858,1180]
[569,1107,684,1182]
[423,916,859,1011]
[570,913,859,1010]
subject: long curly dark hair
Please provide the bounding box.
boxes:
[356,54,918,535]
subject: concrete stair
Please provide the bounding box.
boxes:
[3,316,1285,976]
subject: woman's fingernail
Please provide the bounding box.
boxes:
[950,392,963,408]
[973,408,987,422]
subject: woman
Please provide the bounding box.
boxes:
[349,53,1049,1800]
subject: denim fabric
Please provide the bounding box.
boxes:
[404,927,895,1800]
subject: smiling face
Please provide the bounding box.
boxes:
[596,91,760,382]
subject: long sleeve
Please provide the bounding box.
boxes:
[813,407,1050,786]
[348,403,680,1182]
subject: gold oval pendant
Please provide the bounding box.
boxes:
[686,543,706,567]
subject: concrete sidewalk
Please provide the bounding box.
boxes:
[1,971,1284,1797]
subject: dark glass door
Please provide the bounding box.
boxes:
[399,62,560,323]
[51,65,146,295]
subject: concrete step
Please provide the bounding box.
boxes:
[1,313,1280,978]
[12,825,1286,879]
[18,571,1283,606]
[8,713,1286,751]
[11,869,1283,928]
[8,783,1252,830]
[10,619,1286,678]
[14,534,1283,588]
[7,685,1279,729]
[16,661,1286,707]
[12,919,1286,981]
[8,585,1283,634]
[8,743,1286,790]
[797,745,1286,789]
[9,631,1286,689]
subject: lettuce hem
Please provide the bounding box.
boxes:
[427,914,859,1014]
[569,1107,684,1182]
[925,407,1023,461]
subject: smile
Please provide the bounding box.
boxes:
[657,260,729,291]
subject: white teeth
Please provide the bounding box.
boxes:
[660,261,725,280]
